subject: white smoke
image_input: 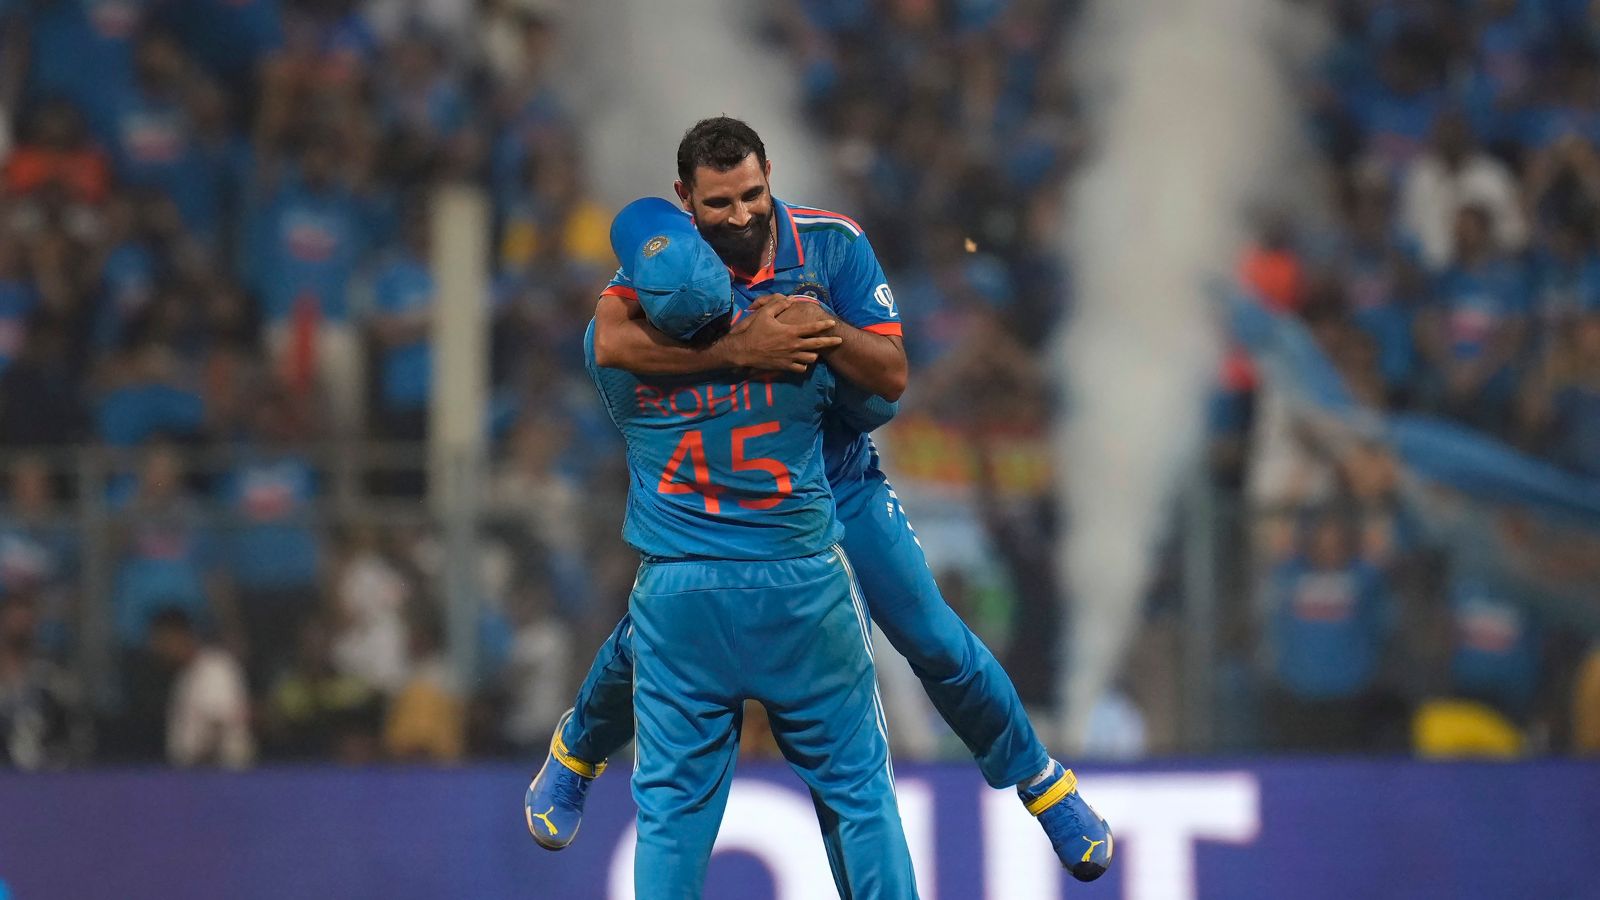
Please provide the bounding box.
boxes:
[1056,0,1322,747]
[564,0,832,208]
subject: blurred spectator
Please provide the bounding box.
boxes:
[1574,644,1600,754]
[148,607,254,768]
[383,616,463,762]
[1342,29,1448,171]
[373,29,475,183]
[24,0,147,143]
[93,338,205,447]
[1444,574,1544,722]
[496,143,612,277]
[0,594,83,769]
[0,233,36,380]
[159,0,284,92]
[1239,213,1305,314]
[489,418,586,609]
[1415,205,1530,433]
[1261,510,1397,752]
[0,315,87,447]
[1519,309,1600,477]
[1399,112,1527,271]
[244,130,370,434]
[1528,219,1600,344]
[105,30,220,239]
[1524,136,1600,236]
[499,580,570,750]
[1324,171,1426,400]
[262,616,382,762]
[0,456,77,658]
[329,525,411,696]
[973,438,1059,709]
[220,390,322,689]
[88,198,157,353]
[1081,685,1149,762]
[110,442,234,653]
[1,100,111,207]
[367,206,433,442]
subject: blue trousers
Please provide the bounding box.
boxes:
[566,472,1049,789]
[629,547,917,899]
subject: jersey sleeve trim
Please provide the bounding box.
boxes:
[601,285,638,301]
[862,322,903,336]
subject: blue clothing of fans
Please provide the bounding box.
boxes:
[93,242,156,351]
[568,196,1050,792]
[1432,257,1530,362]
[106,86,221,237]
[220,456,320,591]
[95,383,205,447]
[588,197,915,899]
[1270,557,1390,700]
[26,0,145,141]
[0,280,36,378]
[1548,384,1600,478]
[108,492,214,647]
[1531,247,1600,326]
[1344,80,1444,165]
[370,252,434,413]
[1448,577,1542,715]
[1341,233,1420,391]
[0,520,77,655]
[159,0,283,83]
[247,176,366,324]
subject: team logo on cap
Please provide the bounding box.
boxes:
[642,235,670,258]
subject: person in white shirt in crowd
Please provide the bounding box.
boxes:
[147,608,254,769]
[1400,112,1528,271]
[329,525,412,696]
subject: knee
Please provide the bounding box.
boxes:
[892,617,978,682]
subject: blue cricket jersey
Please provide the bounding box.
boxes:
[601,198,901,489]
[584,322,894,562]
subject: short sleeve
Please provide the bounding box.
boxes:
[600,267,637,301]
[828,233,901,336]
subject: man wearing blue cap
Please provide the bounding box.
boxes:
[529,117,1112,883]
[544,195,918,898]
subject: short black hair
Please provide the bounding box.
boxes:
[676,117,767,187]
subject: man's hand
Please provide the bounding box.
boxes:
[721,295,843,373]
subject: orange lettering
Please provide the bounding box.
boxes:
[669,387,704,419]
[636,386,669,416]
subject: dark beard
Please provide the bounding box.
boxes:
[698,211,771,276]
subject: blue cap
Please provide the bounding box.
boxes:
[609,197,733,341]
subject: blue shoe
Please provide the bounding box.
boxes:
[1018,760,1113,882]
[525,709,606,851]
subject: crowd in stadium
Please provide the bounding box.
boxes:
[1,0,1599,769]
[1211,0,1600,754]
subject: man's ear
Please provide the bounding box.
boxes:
[674,180,690,208]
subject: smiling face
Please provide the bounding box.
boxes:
[675,153,774,277]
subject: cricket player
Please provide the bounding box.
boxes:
[528,117,1111,881]
[544,195,918,898]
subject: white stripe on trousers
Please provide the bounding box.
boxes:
[832,543,896,792]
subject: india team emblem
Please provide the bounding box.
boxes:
[873,283,898,317]
[643,235,670,258]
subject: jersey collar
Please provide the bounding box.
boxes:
[733,198,805,287]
